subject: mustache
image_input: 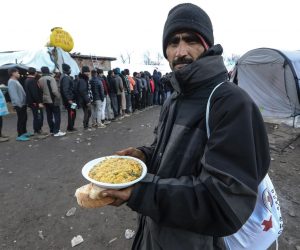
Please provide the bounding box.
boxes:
[172,57,194,68]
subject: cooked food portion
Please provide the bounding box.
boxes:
[88,158,142,184]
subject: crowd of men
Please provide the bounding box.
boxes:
[0,64,172,142]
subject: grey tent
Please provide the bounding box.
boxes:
[230,48,300,123]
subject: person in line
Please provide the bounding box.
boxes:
[140,72,147,109]
[39,66,65,137]
[124,69,136,113]
[60,63,77,132]
[113,68,125,119]
[107,70,119,120]
[121,70,132,116]
[97,69,112,125]
[90,69,106,128]
[7,68,30,141]
[101,3,270,249]
[152,69,160,105]
[133,72,142,111]
[0,87,9,142]
[24,67,46,137]
[77,66,92,129]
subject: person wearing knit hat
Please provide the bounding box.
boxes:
[101,3,271,250]
[60,63,77,132]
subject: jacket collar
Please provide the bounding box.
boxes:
[170,45,228,95]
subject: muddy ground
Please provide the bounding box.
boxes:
[0,106,299,250]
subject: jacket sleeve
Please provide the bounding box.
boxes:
[127,89,270,236]
[99,80,105,101]
[50,78,60,99]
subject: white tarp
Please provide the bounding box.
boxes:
[0,47,80,76]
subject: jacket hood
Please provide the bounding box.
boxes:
[170,44,228,95]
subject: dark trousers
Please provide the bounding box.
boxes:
[117,94,122,115]
[134,94,140,110]
[30,106,44,133]
[141,90,146,109]
[15,105,27,136]
[82,104,91,128]
[45,104,61,134]
[66,106,76,131]
[131,93,136,112]
[110,94,119,117]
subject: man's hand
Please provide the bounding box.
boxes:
[68,100,73,104]
[115,147,146,162]
[38,103,44,108]
[100,186,134,207]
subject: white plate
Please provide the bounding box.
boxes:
[82,155,147,189]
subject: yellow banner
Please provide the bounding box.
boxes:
[49,27,74,52]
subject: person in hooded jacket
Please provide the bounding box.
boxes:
[100,3,270,250]
[77,66,92,129]
[60,63,77,132]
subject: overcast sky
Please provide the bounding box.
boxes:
[0,0,299,64]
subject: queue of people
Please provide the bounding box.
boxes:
[1,64,172,142]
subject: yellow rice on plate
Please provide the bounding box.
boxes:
[88,158,142,184]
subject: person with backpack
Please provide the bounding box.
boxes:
[77,66,92,129]
[39,66,65,137]
[90,69,106,128]
[60,63,77,132]
[100,3,272,249]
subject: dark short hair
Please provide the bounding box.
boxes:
[91,69,97,76]
[133,72,138,77]
[124,69,129,75]
[8,67,19,77]
[28,67,36,75]
[96,68,104,74]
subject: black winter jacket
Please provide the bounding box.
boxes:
[24,76,43,106]
[90,76,104,102]
[77,73,91,106]
[127,47,270,250]
[60,74,75,107]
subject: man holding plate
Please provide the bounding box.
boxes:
[101,3,270,249]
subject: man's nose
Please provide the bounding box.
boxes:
[175,41,188,57]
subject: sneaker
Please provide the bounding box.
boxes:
[97,123,106,128]
[0,137,9,142]
[16,135,30,141]
[22,132,34,137]
[38,130,48,136]
[104,120,111,125]
[124,114,130,117]
[54,131,66,137]
[92,123,98,128]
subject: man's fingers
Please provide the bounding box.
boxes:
[101,189,126,200]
